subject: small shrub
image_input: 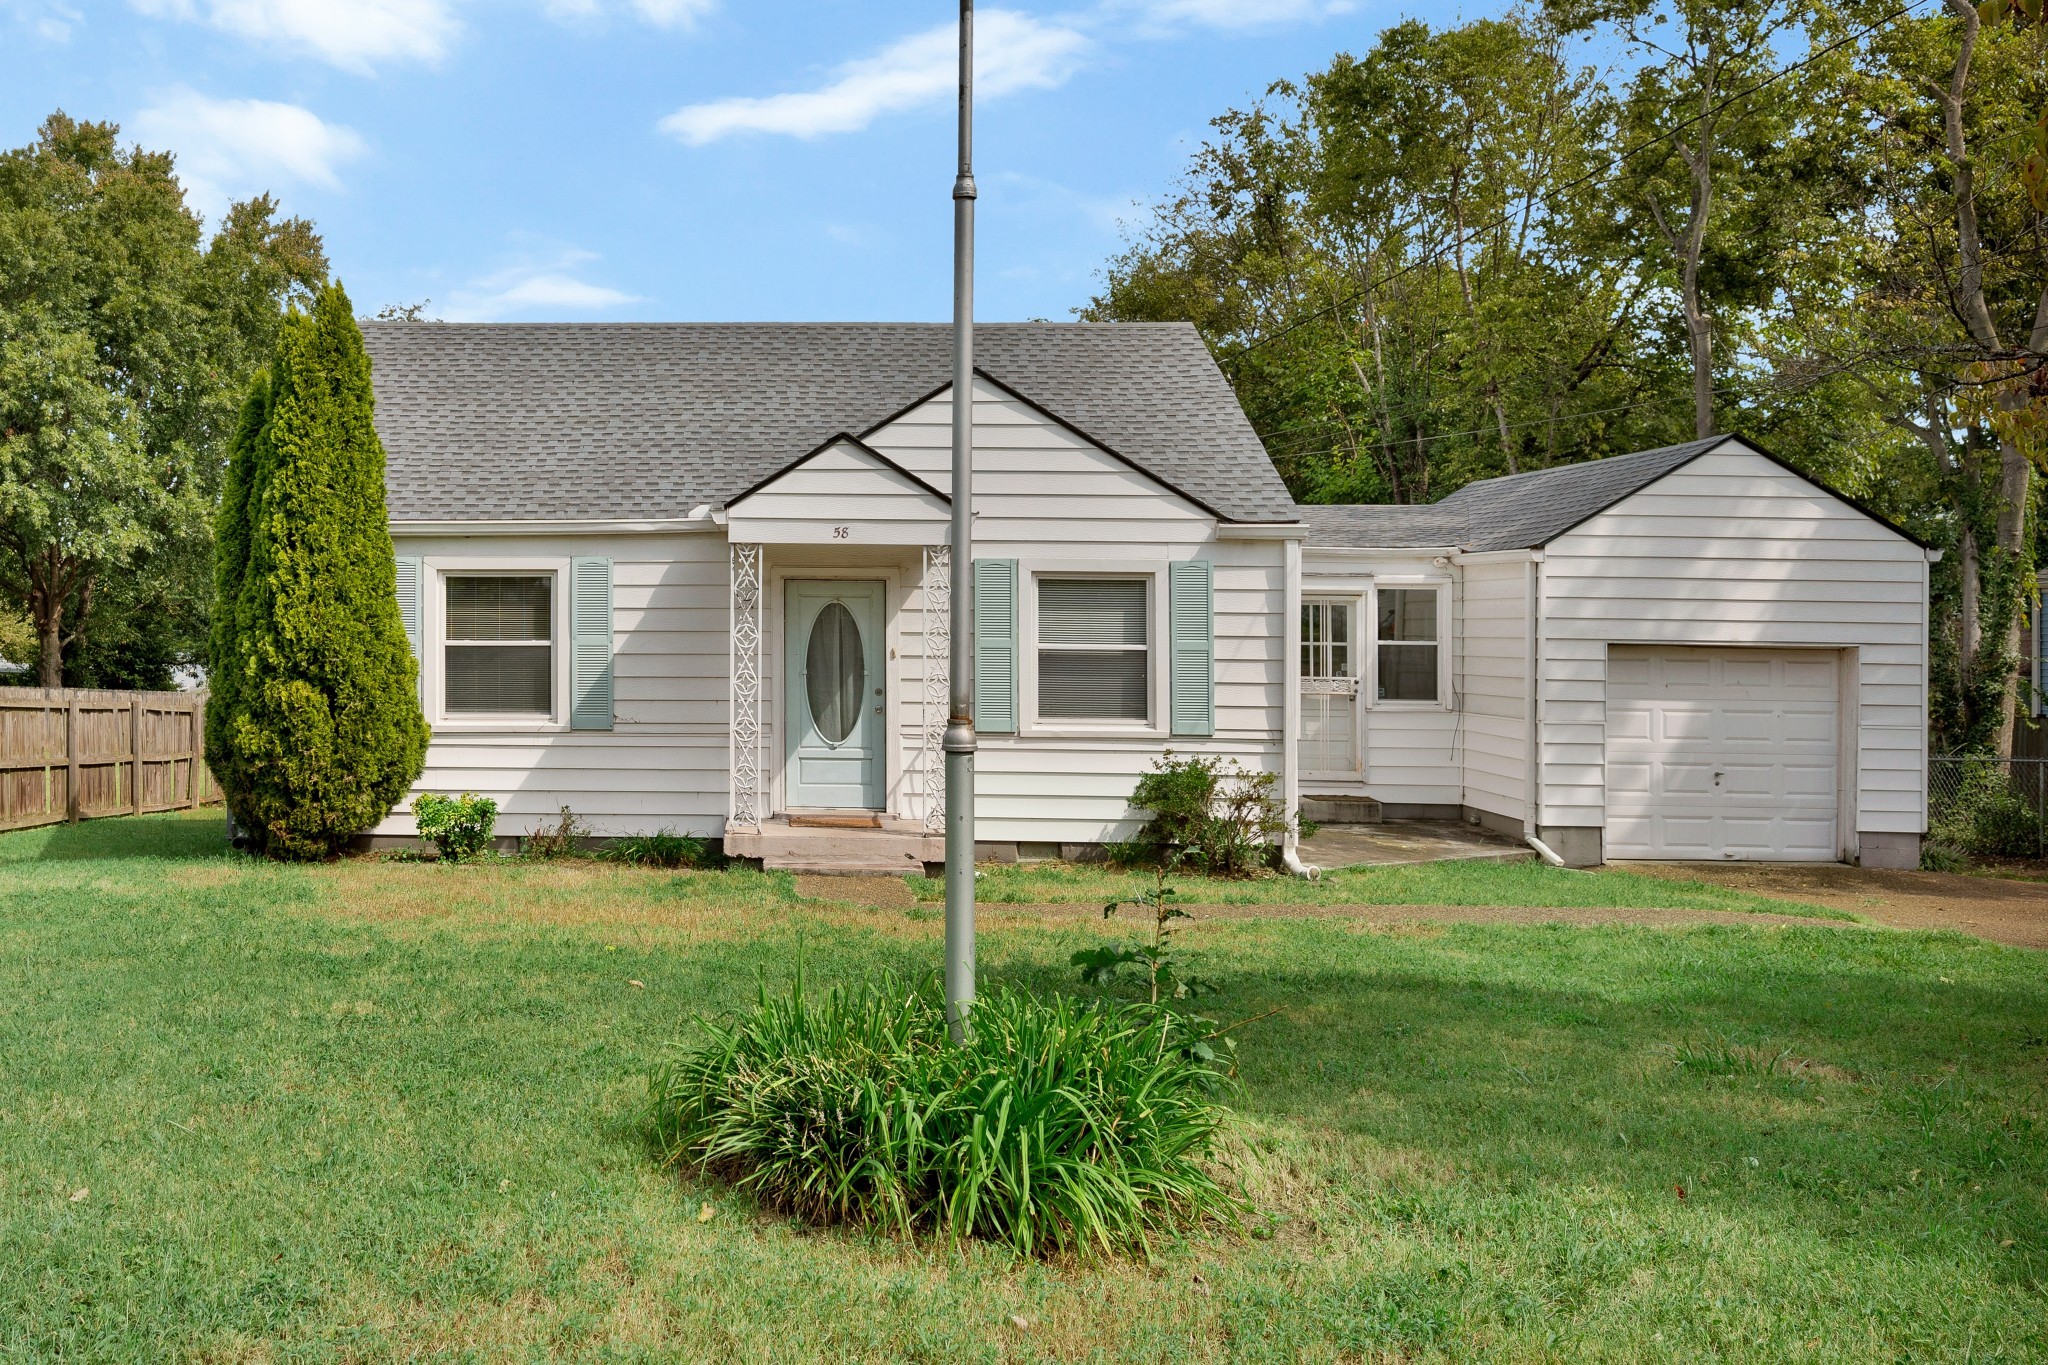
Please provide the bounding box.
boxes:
[648,974,1241,1257]
[1931,765,2042,861]
[1118,752,1290,877]
[1920,837,1969,874]
[525,805,589,860]
[1076,857,1212,1005]
[606,830,709,869]
[411,792,498,863]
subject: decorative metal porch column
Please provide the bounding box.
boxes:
[728,542,764,830]
[920,545,951,834]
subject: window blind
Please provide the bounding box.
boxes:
[1038,578,1146,645]
[446,575,552,714]
[1037,577,1147,721]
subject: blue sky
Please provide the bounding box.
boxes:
[4,1,1477,323]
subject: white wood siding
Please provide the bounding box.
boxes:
[1539,446,1929,842]
[1458,556,1531,825]
[725,442,948,546]
[376,531,732,839]
[868,379,1286,843]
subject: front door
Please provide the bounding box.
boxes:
[784,580,886,810]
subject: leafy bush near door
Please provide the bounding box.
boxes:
[411,793,498,862]
[1112,752,1290,877]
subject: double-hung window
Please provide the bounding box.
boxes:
[1376,587,1440,703]
[444,575,554,716]
[1036,577,1148,722]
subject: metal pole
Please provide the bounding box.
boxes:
[942,0,978,1042]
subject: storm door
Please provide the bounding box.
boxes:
[784,581,885,809]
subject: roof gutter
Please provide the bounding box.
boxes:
[390,514,723,536]
[1217,522,1309,540]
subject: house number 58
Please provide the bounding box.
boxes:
[831,526,851,539]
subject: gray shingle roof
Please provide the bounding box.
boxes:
[1434,437,1727,552]
[362,321,1297,523]
[1297,437,1730,551]
[1294,503,1467,548]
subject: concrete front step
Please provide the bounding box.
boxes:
[728,817,941,874]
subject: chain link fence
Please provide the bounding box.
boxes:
[1927,756,2048,864]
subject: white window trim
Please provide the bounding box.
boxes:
[1018,561,1168,738]
[1366,578,1453,712]
[424,556,572,732]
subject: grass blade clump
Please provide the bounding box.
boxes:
[647,975,1241,1257]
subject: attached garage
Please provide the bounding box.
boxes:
[1604,646,1842,861]
[1297,433,1935,870]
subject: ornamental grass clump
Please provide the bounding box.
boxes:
[647,975,1242,1257]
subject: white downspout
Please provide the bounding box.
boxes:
[1523,551,1550,865]
[1280,535,1319,878]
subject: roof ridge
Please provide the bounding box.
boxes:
[1438,436,1725,503]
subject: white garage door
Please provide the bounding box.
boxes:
[1605,646,1841,861]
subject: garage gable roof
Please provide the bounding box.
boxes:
[363,321,1297,524]
[1298,435,1931,552]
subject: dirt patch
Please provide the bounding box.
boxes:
[793,875,915,910]
[1628,864,2048,950]
[977,901,1860,934]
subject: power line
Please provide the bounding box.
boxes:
[1255,387,1715,458]
[1221,0,1938,362]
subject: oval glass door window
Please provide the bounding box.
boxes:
[805,601,864,745]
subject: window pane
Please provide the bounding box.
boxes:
[1303,600,1353,680]
[1039,650,1148,720]
[446,644,552,713]
[1378,643,1438,702]
[1039,578,1146,647]
[1378,588,1437,643]
[448,576,551,641]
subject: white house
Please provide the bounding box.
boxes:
[365,322,1935,871]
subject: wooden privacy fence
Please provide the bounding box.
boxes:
[0,688,219,832]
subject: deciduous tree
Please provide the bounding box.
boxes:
[0,113,325,687]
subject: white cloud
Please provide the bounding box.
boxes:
[1123,0,1355,30]
[441,245,641,321]
[628,0,714,25]
[659,9,1089,145]
[129,0,456,72]
[131,88,367,219]
[6,0,79,40]
[543,0,714,27]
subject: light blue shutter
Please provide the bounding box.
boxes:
[570,557,614,731]
[1169,559,1215,737]
[394,555,423,702]
[973,559,1018,734]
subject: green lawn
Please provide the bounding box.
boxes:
[911,857,1852,917]
[2,811,2043,1362]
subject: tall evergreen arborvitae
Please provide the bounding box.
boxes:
[205,375,268,822]
[224,283,427,859]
